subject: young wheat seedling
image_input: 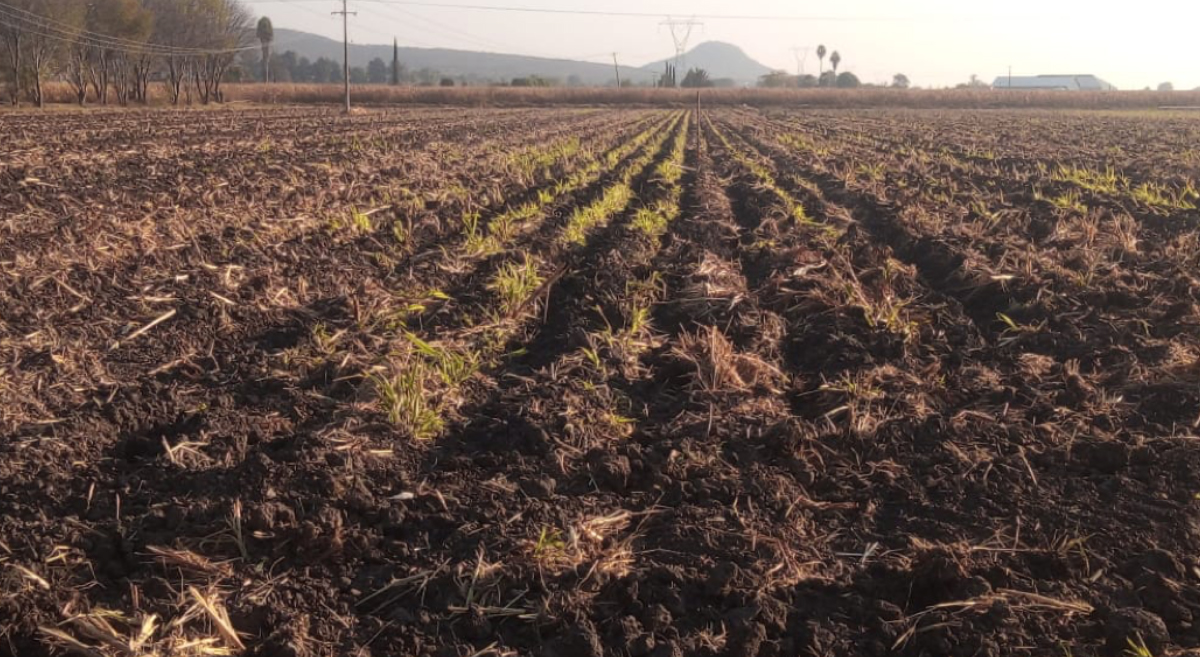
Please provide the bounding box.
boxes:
[489,255,543,317]
[371,367,443,440]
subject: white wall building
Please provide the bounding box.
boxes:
[992,74,1117,91]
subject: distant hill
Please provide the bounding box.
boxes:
[270,29,657,85]
[641,42,773,85]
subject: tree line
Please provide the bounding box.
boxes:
[758,70,870,89]
[756,44,906,89]
[654,64,727,89]
[0,0,253,107]
[234,48,461,87]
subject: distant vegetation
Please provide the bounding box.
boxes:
[240,52,734,91]
[238,50,400,86]
[758,69,870,89]
[756,45,874,89]
[681,68,713,89]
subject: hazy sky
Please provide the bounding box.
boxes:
[247,0,1199,89]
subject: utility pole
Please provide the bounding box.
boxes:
[660,17,704,76]
[333,0,356,113]
[612,52,621,88]
[1008,65,1012,89]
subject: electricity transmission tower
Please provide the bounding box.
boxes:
[791,47,810,76]
[660,17,703,76]
[333,0,357,113]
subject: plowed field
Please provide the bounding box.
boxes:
[3,107,1200,657]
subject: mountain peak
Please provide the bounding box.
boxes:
[689,41,752,55]
[641,41,772,83]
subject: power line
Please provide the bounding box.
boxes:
[316,1,639,68]
[0,7,194,56]
[283,0,343,22]
[0,1,266,55]
[353,2,647,62]
[0,1,202,54]
[364,2,515,52]
[0,15,270,57]
[0,6,283,57]
[0,3,178,53]
[342,5,438,48]
[317,0,443,49]
[247,0,1023,23]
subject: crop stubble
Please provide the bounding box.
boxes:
[1,106,1199,657]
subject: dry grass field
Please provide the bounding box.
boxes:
[20,80,1200,109]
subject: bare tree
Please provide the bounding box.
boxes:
[0,0,79,105]
[5,0,253,108]
[0,0,26,105]
[66,41,90,104]
[81,0,149,105]
[141,0,193,104]
[192,0,253,104]
[129,50,155,103]
[110,1,152,105]
[9,0,87,107]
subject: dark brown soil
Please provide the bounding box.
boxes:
[2,106,1199,657]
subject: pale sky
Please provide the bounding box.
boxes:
[247,0,1200,89]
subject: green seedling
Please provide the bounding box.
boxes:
[349,207,373,233]
[1053,164,1124,195]
[1131,181,1197,211]
[997,312,1034,333]
[562,182,633,245]
[533,527,566,559]
[1125,634,1153,657]
[820,374,883,401]
[1047,190,1087,214]
[371,368,443,440]
[489,255,544,316]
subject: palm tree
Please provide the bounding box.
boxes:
[830,51,841,77]
[816,44,827,77]
[257,17,274,83]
